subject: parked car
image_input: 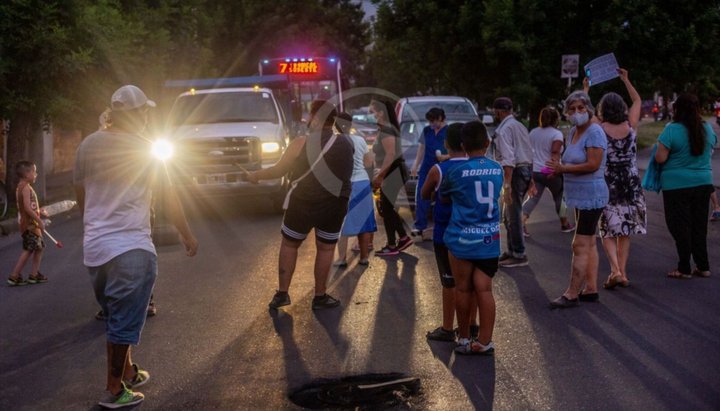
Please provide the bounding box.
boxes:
[393,96,494,210]
[350,107,378,144]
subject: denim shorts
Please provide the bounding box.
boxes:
[88,249,157,345]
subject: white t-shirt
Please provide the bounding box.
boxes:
[349,134,370,182]
[74,130,157,267]
[529,126,564,172]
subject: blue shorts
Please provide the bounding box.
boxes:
[88,249,157,345]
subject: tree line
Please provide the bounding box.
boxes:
[1,0,719,200]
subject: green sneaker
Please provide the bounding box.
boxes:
[98,383,144,409]
[123,363,150,388]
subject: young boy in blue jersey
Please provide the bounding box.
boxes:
[421,123,475,341]
[441,121,503,355]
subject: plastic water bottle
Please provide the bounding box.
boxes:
[42,200,77,217]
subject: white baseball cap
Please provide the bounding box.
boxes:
[111,85,156,111]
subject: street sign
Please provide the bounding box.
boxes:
[561,54,579,78]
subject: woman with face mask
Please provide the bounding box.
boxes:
[546,91,609,308]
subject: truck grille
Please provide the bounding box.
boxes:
[177,137,260,170]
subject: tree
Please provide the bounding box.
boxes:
[0,0,92,201]
[368,0,720,124]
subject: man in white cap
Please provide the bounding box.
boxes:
[74,85,198,408]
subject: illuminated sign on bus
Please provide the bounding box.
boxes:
[278,61,319,74]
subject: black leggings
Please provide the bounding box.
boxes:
[662,185,713,274]
[377,176,407,246]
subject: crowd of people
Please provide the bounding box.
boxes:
[4,71,718,406]
[247,68,717,354]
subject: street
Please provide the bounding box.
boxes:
[1,188,719,410]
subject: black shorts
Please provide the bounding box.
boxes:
[22,230,44,252]
[575,208,604,236]
[282,195,349,244]
[468,257,498,278]
[433,243,455,288]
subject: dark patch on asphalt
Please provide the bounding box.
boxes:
[289,373,422,409]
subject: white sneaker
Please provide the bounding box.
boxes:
[454,339,495,356]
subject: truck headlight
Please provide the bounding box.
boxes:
[152,139,174,161]
[261,142,281,154]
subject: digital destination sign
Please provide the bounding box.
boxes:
[261,57,338,79]
[279,61,319,74]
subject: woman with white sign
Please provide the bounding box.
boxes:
[596,68,647,290]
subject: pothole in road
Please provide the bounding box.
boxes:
[289,373,422,409]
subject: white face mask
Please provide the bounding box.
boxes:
[569,112,589,126]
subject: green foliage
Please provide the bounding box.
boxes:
[370,0,720,123]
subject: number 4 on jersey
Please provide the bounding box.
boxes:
[474,181,495,218]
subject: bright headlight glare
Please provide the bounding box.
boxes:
[262,142,281,153]
[152,139,174,161]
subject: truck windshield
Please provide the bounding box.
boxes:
[171,92,279,126]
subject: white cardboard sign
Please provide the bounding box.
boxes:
[584,53,619,86]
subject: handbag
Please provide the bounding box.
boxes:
[641,144,662,193]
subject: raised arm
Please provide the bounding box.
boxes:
[618,68,641,128]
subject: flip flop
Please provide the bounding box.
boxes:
[692,269,711,278]
[667,270,692,279]
[603,274,622,289]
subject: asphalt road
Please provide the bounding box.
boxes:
[0,189,719,410]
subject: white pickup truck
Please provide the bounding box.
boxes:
[166,86,289,209]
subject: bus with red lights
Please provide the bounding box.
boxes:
[258,57,344,119]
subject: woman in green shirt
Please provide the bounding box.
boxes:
[655,93,717,279]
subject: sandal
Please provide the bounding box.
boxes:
[667,270,692,280]
[692,269,711,278]
[7,276,28,286]
[603,274,622,289]
[28,273,48,284]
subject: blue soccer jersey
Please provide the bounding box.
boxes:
[441,155,503,259]
[432,158,467,244]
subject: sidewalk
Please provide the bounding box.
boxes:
[635,119,720,188]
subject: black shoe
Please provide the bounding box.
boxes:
[549,295,579,309]
[269,291,291,309]
[426,327,456,342]
[312,294,340,310]
[498,252,512,262]
[396,236,414,251]
[578,292,599,302]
